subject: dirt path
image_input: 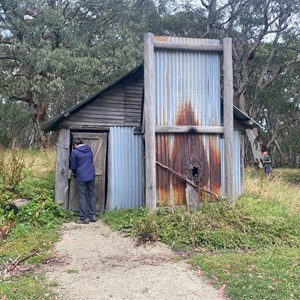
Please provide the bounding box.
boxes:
[43,221,224,300]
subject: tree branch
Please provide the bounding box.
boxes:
[156,161,220,199]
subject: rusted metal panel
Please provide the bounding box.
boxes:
[156,133,221,206]
[155,90,222,206]
[154,37,222,206]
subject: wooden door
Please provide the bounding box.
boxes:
[68,132,107,214]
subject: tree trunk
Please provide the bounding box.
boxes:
[28,92,49,149]
[274,139,283,166]
[245,128,263,169]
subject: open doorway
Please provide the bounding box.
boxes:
[68,132,108,214]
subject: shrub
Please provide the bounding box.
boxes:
[0,148,27,194]
[102,197,300,251]
[132,213,158,245]
[16,190,73,228]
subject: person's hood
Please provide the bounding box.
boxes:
[75,144,91,153]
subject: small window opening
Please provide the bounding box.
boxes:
[192,166,198,177]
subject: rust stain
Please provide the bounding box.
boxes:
[171,103,209,205]
[209,135,221,196]
[156,134,171,206]
[175,102,199,126]
[154,36,168,43]
[156,102,221,206]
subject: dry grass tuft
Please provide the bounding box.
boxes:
[244,168,300,214]
[27,150,56,177]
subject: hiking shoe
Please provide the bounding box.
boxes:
[75,218,89,224]
[89,216,97,222]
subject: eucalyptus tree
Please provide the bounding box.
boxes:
[0,100,30,147]
[0,0,160,148]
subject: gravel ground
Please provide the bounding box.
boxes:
[43,221,225,300]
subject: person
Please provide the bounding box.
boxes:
[262,151,272,177]
[70,138,97,224]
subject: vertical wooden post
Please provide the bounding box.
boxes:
[55,128,70,209]
[144,33,156,211]
[223,38,235,204]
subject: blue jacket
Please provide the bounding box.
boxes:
[70,144,95,182]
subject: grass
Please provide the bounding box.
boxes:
[0,227,60,265]
[0,227,61,300]
[0,148,73,300]
[189,247,300,300]
[22,149,56,178]
[276,168,300,182]
[0,227,59,300]
[102,198,300,251]
[244,168,300,214]
[1,149,299,300]
[66,269,78,274]
[102,168,300,300]
[0,274,52,300]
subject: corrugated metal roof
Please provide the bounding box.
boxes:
[232,105,261,128]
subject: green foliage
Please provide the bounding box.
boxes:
[0,149,73,239]
[15,190,73,228]
[0,221,61,299]
[0,148,26,193]
[102,171,300,300]
[190,247,300,300]
[0,274,51,300]
[0,101,30,147]
[0,0,162,147]
[0,149,73,300]
[102,198,300,251]
[0,227,59,264]
[101,208,148,233]
[133,213,158,245]
[101,208,158,244]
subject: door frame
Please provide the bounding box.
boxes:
[68,131,108,214]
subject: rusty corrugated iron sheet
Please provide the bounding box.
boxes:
[154,37,222,206]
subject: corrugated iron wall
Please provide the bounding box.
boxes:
[106,127,144,210]
[233,130,244,197]
[220,130,244,198]
[154,37,222,206]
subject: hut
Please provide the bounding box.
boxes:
[41,34,259,213]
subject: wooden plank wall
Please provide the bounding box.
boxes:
[61,69,144,129]
[124,75,143,126]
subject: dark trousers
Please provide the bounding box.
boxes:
[76,180,96,220]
